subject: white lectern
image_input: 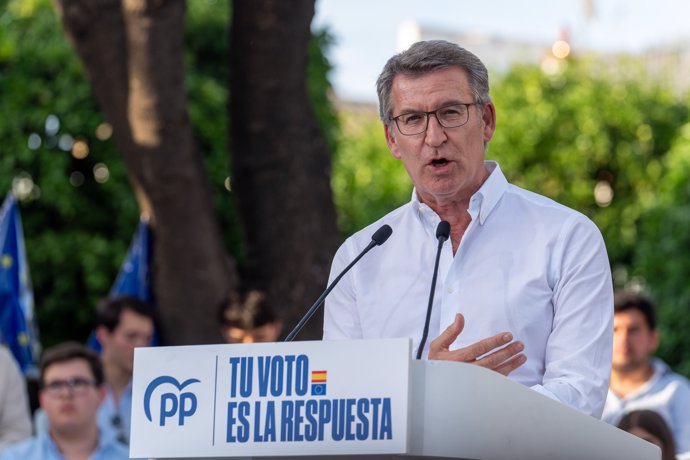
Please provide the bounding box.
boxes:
[130,339,659,460]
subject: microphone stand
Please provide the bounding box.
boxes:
[416,221,450,359]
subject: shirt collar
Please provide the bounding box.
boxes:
[474,161,508,225]
[411,160,508,227]
[41,428,117,455]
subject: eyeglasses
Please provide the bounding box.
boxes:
[41,377,98,397]
[391,103,480,136]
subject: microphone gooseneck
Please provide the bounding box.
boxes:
[416,220,450,359]
[284,224,393,342]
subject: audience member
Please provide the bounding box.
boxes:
[218,290,281,343]
[35,295,155,445]
[0,346,31,450]
[93,295,154,443]
[618,409,676,460]
[603,291,690,456]
[0,342,135,460]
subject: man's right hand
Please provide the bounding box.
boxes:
[427,313,527,376]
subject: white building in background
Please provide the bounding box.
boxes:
[640,42,690,95]
[396,19,690,94]
[397,21,555,75]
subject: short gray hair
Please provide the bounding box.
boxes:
[375,40,491,122]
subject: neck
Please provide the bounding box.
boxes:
[50,425,99,460]
[610,361,654,397]
[421,199,471,254]
[419,165,490,254]
[103,361,131,402]
[443,210,472,254]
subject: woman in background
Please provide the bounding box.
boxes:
[618,409,677,460]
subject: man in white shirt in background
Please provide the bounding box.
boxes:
[323,40,613,417]
[603,291,690,457]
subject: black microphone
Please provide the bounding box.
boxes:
[284,224,393,342]
[416,220,451,359]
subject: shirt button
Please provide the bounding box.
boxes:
[446,287,454,293]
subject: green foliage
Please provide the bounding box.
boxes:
[634,119,690,374]
[491,58,688,269]
[0,0,341,347]
[184,0,245,264]
[308,29,340,155]
[331,109,410,235]
[0,0,137,346]
[488,58,690,371]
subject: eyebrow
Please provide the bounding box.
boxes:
[395,100,467,115]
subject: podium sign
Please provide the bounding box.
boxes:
[130,338,411,458]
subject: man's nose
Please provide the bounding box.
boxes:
[425,114,447,146]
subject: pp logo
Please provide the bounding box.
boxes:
[144,376,200,426]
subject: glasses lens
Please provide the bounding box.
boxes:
[43,378,95,396]
[394,104,472,135]
[437,105,469,127]
[396,112,427,135]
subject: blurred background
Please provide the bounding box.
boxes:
[2,0,690,375]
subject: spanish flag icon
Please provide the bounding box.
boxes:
[311,370,327,396]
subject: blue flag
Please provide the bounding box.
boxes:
[0,193,40,375]
[88,217,155,351]
[110,216,154,303]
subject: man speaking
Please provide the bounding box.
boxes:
[323,40,613,418]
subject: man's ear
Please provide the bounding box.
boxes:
[95,325,109,346]
[384,124,402,160]
[481,102,497,144]
[650,329,660,354]
[97,385,106,404]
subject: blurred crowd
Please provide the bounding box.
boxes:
[0,289,279,460]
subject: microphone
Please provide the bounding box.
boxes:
[284,224,393,342]
[416,220,451,359]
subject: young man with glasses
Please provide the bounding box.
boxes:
[323,40,613,417]
[33,296,155,445]
[0,342,136,460]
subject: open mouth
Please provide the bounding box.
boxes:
[430,158,449,166]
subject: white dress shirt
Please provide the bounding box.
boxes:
[323,161,613,417]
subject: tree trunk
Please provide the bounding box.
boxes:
[230,0,341,340]
[54,0,234,344]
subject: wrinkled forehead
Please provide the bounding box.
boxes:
[390,67,473,112]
